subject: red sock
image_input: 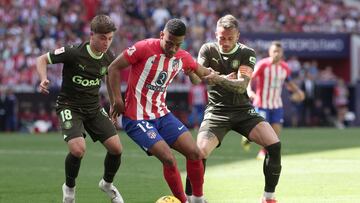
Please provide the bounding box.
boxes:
[186,159,204,197]
[163,164,187,203]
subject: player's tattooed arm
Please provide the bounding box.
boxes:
[187,71,202,85]
[186,63,214,85]
[204,65,253,94]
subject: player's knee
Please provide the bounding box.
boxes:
[265,141,281,164]
[186,147,202,160]
[70,148,86,158]
[103,135,123,154]
[161,153,177,166]
[108,143,123,155]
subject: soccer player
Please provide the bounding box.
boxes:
[245,41,305,160]
[107,19,211,203]
[36,15,124,203]
[184,14,282,203]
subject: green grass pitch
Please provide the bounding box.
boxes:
[0,128,359,203]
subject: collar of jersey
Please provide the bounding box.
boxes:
[218,43,239,55]
[86,44,103,59]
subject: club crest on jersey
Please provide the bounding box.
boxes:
[127,45,136,56]
[100,66,107,76]
[172,59,179,70]
[231,60,240,69]
[63,121,72,130]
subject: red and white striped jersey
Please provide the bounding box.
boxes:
[252,57,291,109]
[123,38,198,120]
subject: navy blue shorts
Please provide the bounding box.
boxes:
[257,107,284,124]
[122,113,188,153]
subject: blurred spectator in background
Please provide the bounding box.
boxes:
[319,66,337,83]
[312,98,333,126]
[49,109,60,131]
[1,0,360,89]
[308,60,319,79]
[18,106,35,133]
[3,87,18,131]
[333,78,349,129]
[0,87,6,131]
[301,71,317,126]
[32,106,52,133]
[187,82,207,129]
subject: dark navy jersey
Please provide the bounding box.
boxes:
[197,42,256,108]
[48,42,114,111]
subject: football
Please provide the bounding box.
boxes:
[155,195,181,203]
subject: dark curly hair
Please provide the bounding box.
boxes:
[164,19,186,36]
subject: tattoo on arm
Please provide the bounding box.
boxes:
[217,74,251,94]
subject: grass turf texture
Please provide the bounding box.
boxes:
[0,128,359,203]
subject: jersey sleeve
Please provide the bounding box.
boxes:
[240,48,257,70]
[197,43,210,67]
[181,51,198,72]
[122,40,147,65]
[47,45,74,64]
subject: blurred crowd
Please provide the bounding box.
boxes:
[0,0,358,132]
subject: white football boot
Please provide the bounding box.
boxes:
[99,179,124,203]
[62,183,75,203]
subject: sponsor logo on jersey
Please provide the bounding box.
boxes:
[155,71,168,86]
[145,84,166,92]
[72,75,100,87]
[78,64,86,71]
[249,56,256,65]
[127,45,136,56]
[146,71,167,92]
[100,108,109,117]
[211,57,220,64]
[54,47,65,55]
[248,108,258,116]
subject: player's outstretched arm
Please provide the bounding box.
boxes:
[187,63,214,85]
[188,71,202,85]
[107,53,130,118]
[203,65,253,94]
[36,53,50,94]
